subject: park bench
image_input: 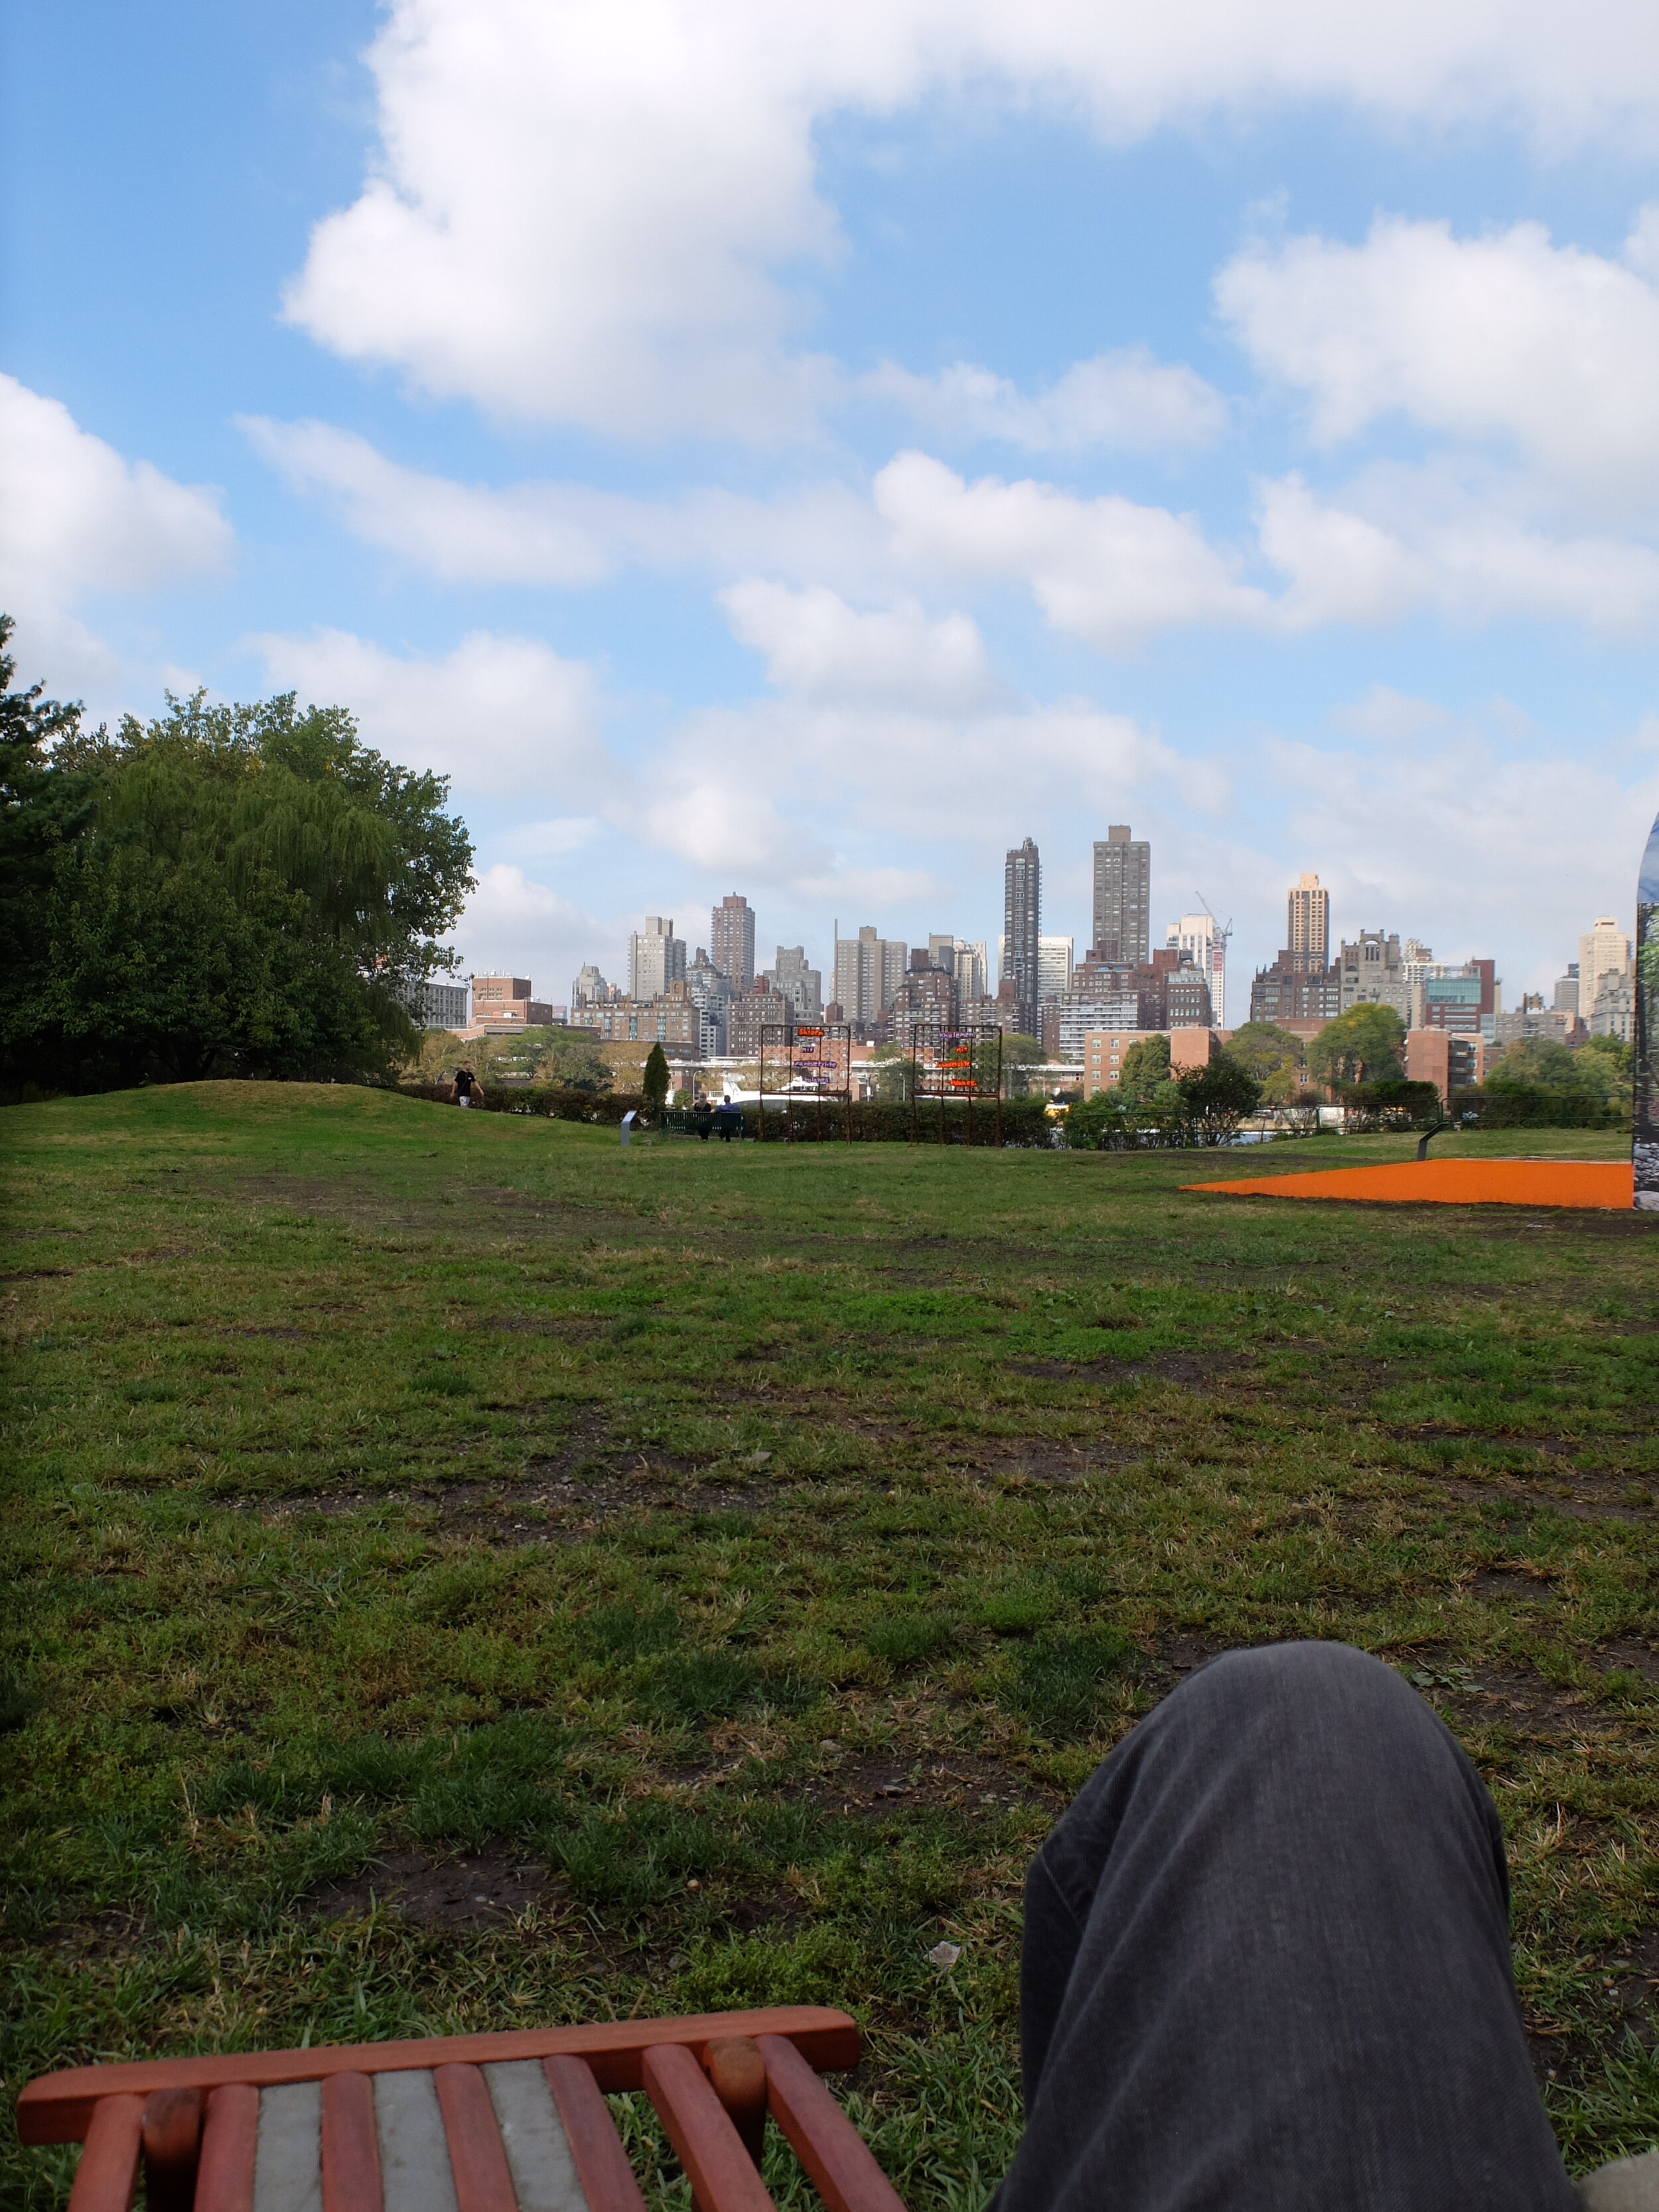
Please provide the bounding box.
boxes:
[17,2004,905,2212]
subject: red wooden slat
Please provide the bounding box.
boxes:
[19,2007,859,2142]
[542,2056,648,2212]
[642,2044,774,2212]
[193,2083,259,2212]
[141,2087,203,2212]
[756,2035,905,2212]
[704,2039,766,2167]
[66,2095,143,2212]
[321,2073,383,2212]
[432,2065,516,2212]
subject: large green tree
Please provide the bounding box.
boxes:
[0,627,473,1093]
[1306,1003,1406,1088]
[1223,1020,1307,1104]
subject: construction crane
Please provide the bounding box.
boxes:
[1196,894,1234,1027]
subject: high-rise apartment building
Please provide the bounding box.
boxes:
[570,963,613,1009]
[1336,931,1411,1020]
[711,895,757,986]
[1092,826,1149,965]
[930,936,987,1001]
[629,917,687,1000]
[1578,917,1631,1015]
[833,925,906,1027]
[1553,962,1581,1016]
[1287,873,1330,968]
[765,946,823,1018]
[1038,935,1073,1003]
[1003,838,1041,1033]
[1167,913,1226,1029]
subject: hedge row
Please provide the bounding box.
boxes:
[400,1083,1056,1144]
[1449,1085,1624,1130]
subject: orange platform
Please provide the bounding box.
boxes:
[1183,1159,1634,1210]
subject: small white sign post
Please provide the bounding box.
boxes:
[620,1110,638,1147]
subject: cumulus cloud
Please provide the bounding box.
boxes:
[248,628,612,801]
[0,374,232,696]
[1217,212,1659,514]
[243,416,891,592]
[456,863,616,994]
[867,349,1226,453]
[284,0,1659,440]
[1256,471,1659,635]
[718,580,997,706]
[1261,707,1659,992]
[873,450,1269,647]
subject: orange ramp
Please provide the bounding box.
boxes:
[1183,1159,1634,1211]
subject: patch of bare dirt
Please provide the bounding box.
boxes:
[1434,1473,1656,1524]
[1597,1639,1659,1683]
[1007,1350,1252,1388]
[960,1443,1135,1487]
[800,1750,1064,1822]
[0,1267,74,1283]
[306,1846,554,1931]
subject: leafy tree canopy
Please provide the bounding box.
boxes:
[1486,1033,1630,1112]
[1306,1003,1406,1088]
[1116,1033,1173,1106]
[1179,1055,1263,1138]
[1,622,474,1094]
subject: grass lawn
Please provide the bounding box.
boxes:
[3,1081,1656,2206]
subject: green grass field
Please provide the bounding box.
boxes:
[3,1082,1656,2205]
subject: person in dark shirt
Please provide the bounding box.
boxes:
[449,1065,483,1106]
[693,1099,715,1141]
[714,1096,742,1142]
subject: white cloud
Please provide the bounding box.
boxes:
[248,628,612,801]
[243,416,891,592]
[1262,711,1659,993]
[718,580,997,706]
[0,375,232,697]
[1256,471,1659,635]
[873,450,1269,647]
[1217,212,1659,513]
[866,349,1226,453]
[284,0,1659,441]
[457,863,614,997]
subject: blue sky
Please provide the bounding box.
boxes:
[7,0,1659,1011]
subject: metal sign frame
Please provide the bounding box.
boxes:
[908,1024,1003,1145]
[757,1020,853,1141]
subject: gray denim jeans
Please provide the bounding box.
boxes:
[994,1641,1579,2212]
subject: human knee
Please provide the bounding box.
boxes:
[1155,1639,1438,1761]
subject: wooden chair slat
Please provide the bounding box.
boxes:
[321,2074,382,2212]
[641,2044,774,2212]
[756,2034,906,2212]
[541,2059,646,2212]
[141,2086,203,2212]
[18,2008,859,2143]
[66,2093,143,2212]
[480,2061,587,2212]
[196,2083,259,2212]
[372,2071,458,2212]
[432,2066,516,2212]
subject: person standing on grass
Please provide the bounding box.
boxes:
[449,1064,483,1107]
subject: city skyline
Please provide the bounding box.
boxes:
[11,5,1659,1025]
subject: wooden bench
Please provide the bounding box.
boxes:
[17,2004,906,2212]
